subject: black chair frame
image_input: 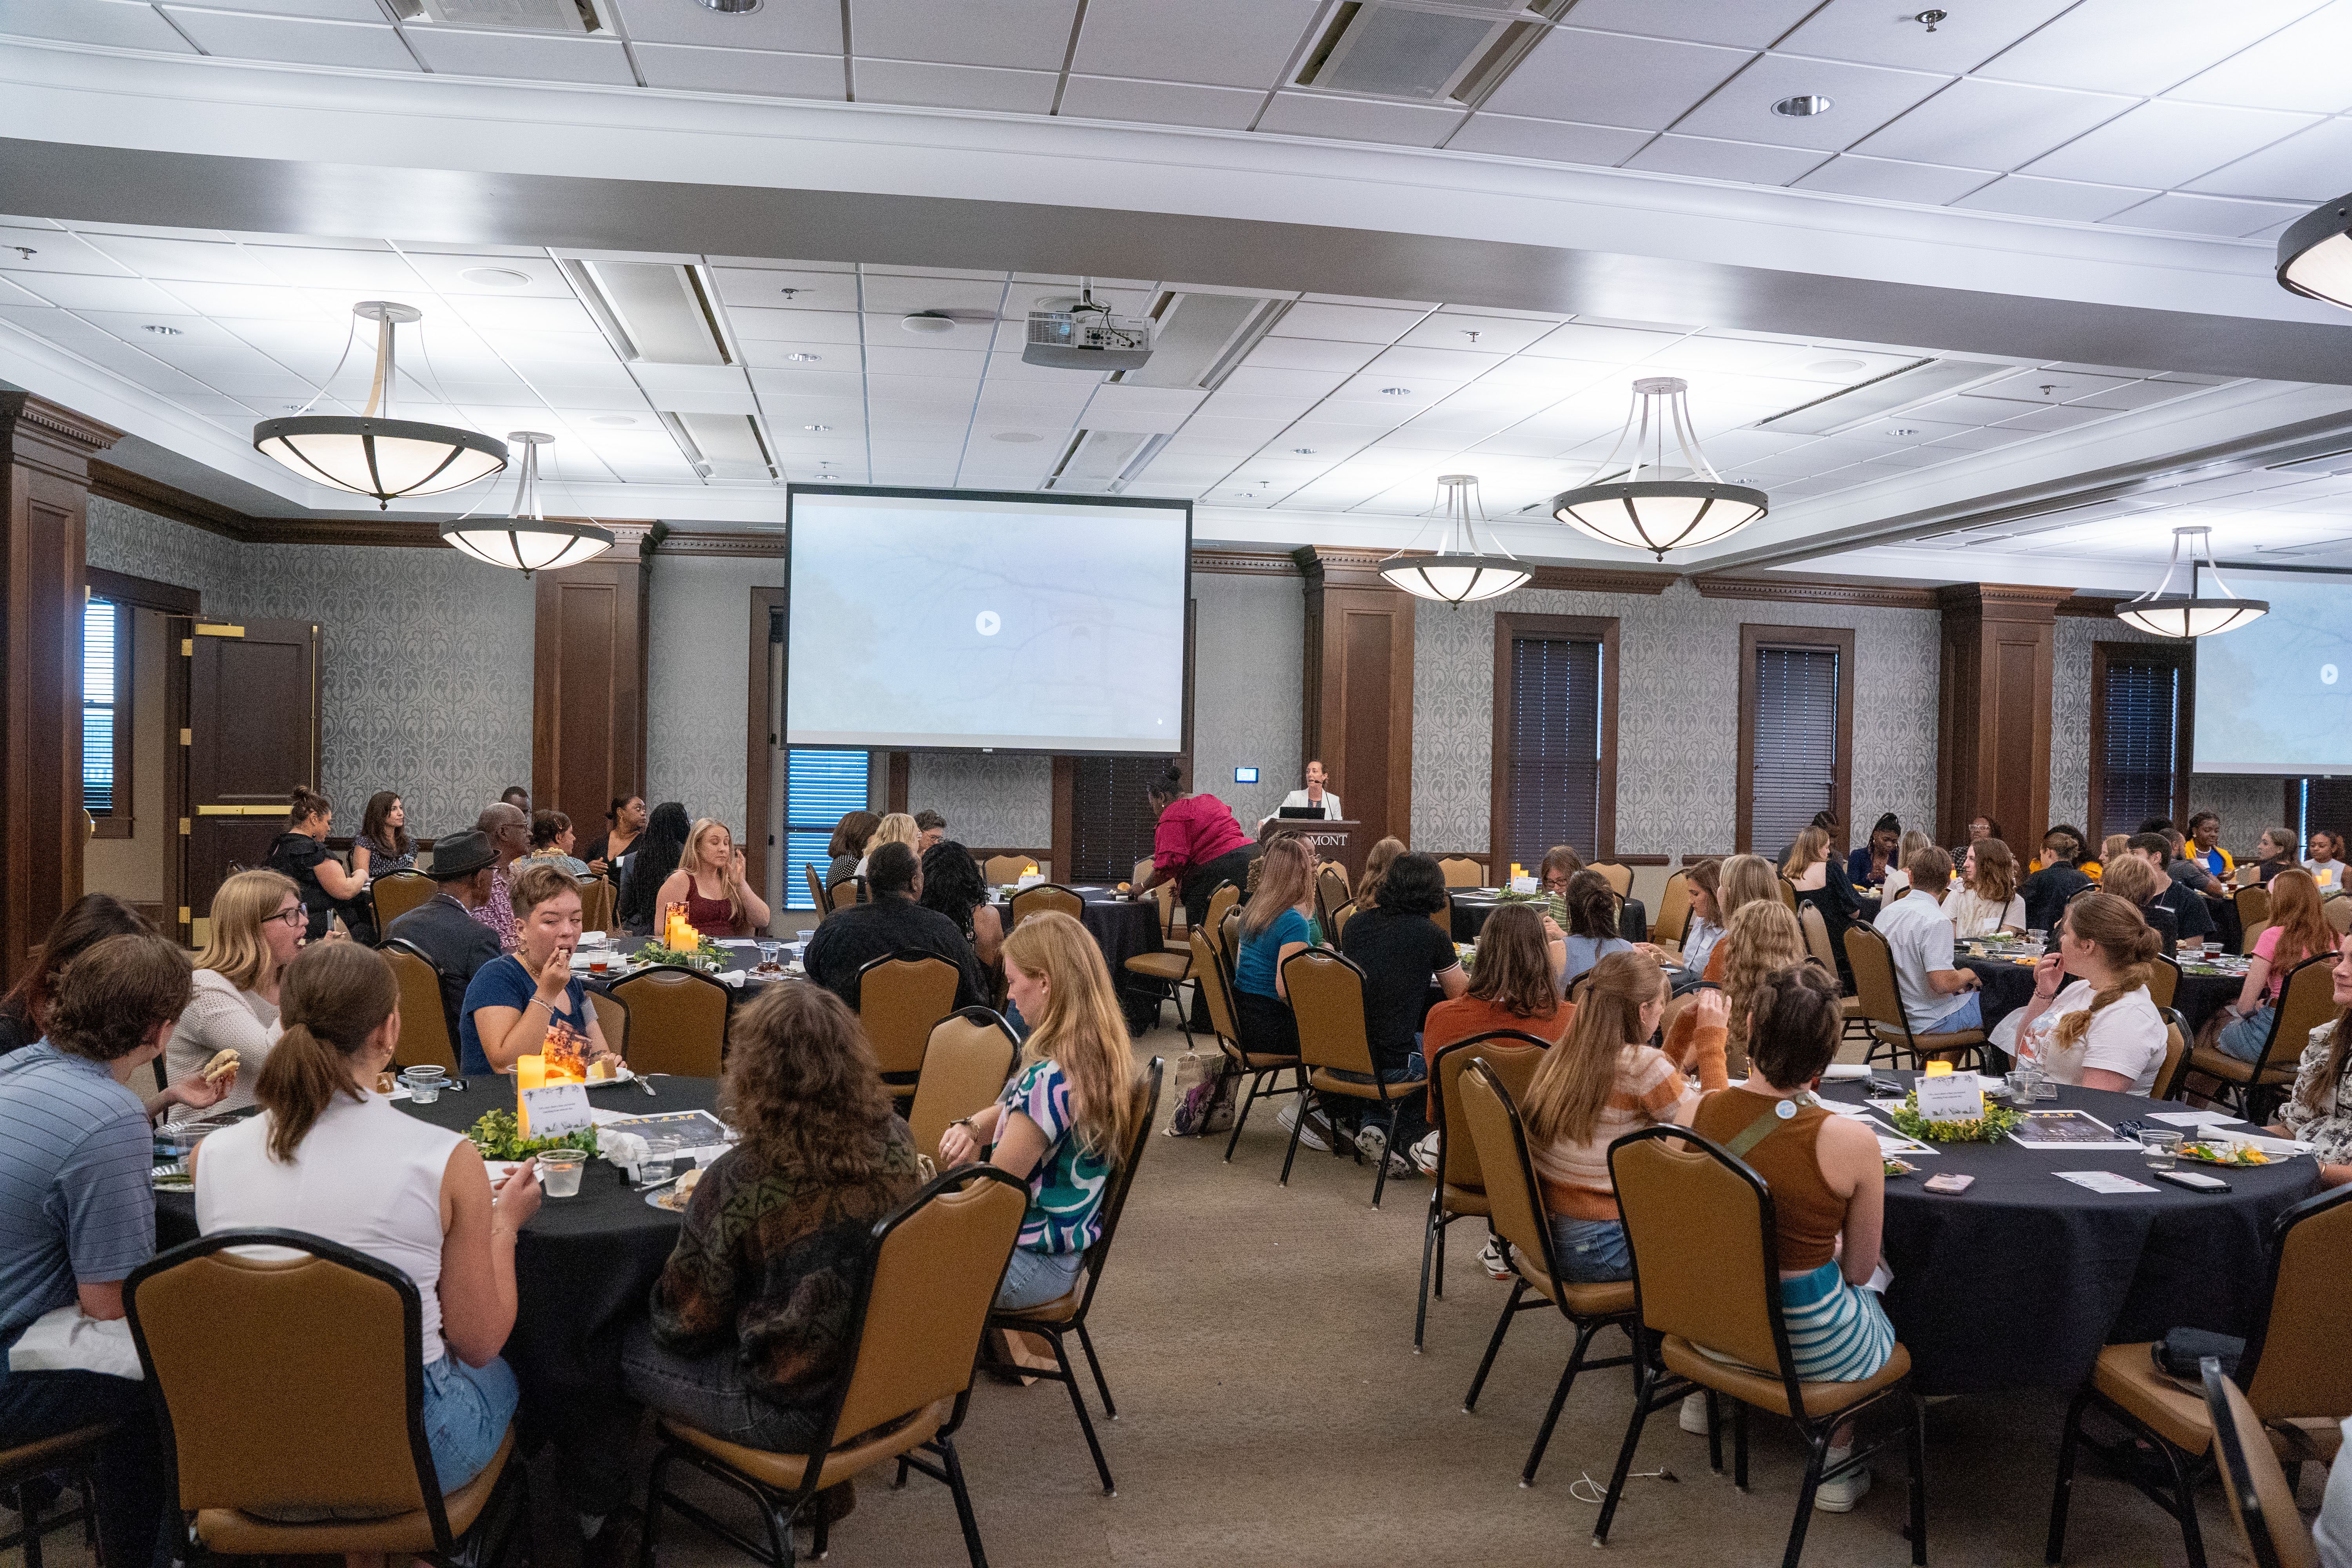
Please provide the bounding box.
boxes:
[0,1430,103,1568]
[1277,946,1419,1209]
[2201,1358,2295,1568]
[2205,952,2332,1124]
[1414,1029,1554,1352]
[1196,922,1306,1165]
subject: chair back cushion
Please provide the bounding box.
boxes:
[1431,1036,1548,1191]
[2236,885,2272,937]
[2261,955,2339,1073]
[2205,1360,2321,1568]
[588,989,629,1062]
[1281,949,1375,1076]
[906,1011,1018,1162]
[828,879,866,914]
[1201,884,1241,955]
[1797,902,1838,975]
[1777,878,1800,913]
[1191,931,1246,1050]
[381,945,459,1073]
[575,878,615,936]
[2326,895,2352,936]
[1592,863,1633,897]
[1316,864,1352,932]
[1842,925,1903,1030]
[857,955,962,1077]
[2154,1012,2190,1102]
[1429,896,1454,940]
[982,855,1028,886]
[1008,884,1084,927]
[2148,954,2181,1013]
[1655,869,1692,947]
[1611,1129,1781,1373]
[608,968,729,1077]
[1436,857,1486,889]
[1331,900,1356,940]
[1452,1060,1555,1278]
[804,864,828,919]
[2245,1187,2352,1422]
[369,871,436,929]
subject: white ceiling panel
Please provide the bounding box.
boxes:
[1776,0,2077,73]
[1270,301,1428,343]
[1397,312,1560,354]
[1243,336,1382,373]
[609,0,842,51]
[160,8,419,69]
[633,45,844,98]
[248,245,428,289]
[1069,0,1321,90]
[1055,76,1262,129]
[0,0,197,51]
[1542,0,1819,49]
[393,252,572,297]
[2021,100,2318,190]
[1949,174,2155,221]
[1973,0,2332,95]
[2103,191,2308,237]
[1256,94,1466,147]
[855,274,1007,313]
[1443,114,1651,164]
[729,307,862,344]
[0,228,135,277]
[1853,78,2136,172]
[863,344,986,376]
[1670,56,1955,151]
[78,235,280,284]
[1790,153,1998,204]
[1523,322,1684,361]
[2165,4,2352,112]
[711,268,861,312]
[852,60,1057,112]
[849,0,1078,69]
[7,273,191,314]
[740,341,855,370]
[627,363,751,394]
[1623,134,1829,183]
[2185,116,2352,201]
[1364,344,1507,379]
[1480,28,1753,131]
[1216,365,1349,399]
[1985,401,2116,431]
[400,29,637,85]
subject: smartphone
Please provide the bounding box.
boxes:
[2156,1168,2231,1192]
[1922,1173,1975,1194]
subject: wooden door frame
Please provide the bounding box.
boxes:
[2087,639,2194,839]
[1735,623,1856,856]
[1488,612,1620,871]
[744,586,789,900]
[87,568,200,934]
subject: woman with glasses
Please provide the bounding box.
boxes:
[164,869,306,1116]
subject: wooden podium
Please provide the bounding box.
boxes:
[1265,818,1365,881]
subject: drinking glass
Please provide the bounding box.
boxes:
[2026,929,2046,947]
[757,940,780,970]
[638,1135,679,1189]
[538,1148,587,1198]
[401,1065,446,1104]
[2139,1130,2181,1170]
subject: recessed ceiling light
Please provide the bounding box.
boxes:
[1381,387,1412,397]
[902,312,956,335]
[993,432,1042,443]
[1773,95,1834,117]
[459,267,532,289]
[1890,427,1919,436]
[143,324,182,336]
[800,423,833,433]
[692,0,761,11]
[1291,447,1316,454]
[1810,358,1868,374]
[589,415,638,426]
[784,352,821,362]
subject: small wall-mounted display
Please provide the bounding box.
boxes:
[1234,766,1259,784]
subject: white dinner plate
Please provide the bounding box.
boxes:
[1821,1063,1873,1081]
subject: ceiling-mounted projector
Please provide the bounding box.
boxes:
[1022,283,1152,371]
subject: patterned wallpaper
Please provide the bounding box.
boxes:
[1193,570,1303,829]
[644,554,787,840]
[906,753,1054,846]
[1413,577,1943,857]
[85,498,534,838]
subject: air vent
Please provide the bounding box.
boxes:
[1296,1,1559,104]
[661,412,775,481]
[1045,430,1167,491]
[1117,294,1289,390]
[563,260,732,366]
[1754,359,2007,436]
[414,0,601,32]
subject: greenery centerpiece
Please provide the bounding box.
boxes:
[1490,887,1567,926]
[632,934,728,972]
[1888,1093,2024,1145]
[468,1108,601,1161]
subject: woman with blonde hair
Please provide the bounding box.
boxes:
[939,911,1145,1309]
[1881,830,1934,898]
[1356,836,1405,905]
[1229,834,1319,1060]
[1717,900,1811,1079]
[2214,867,2335,1062]
[1521,951,1728,1281]
[1996,891,2167,1092]
[2099,853,2178,955]
[655,817,770,940]
[1703,853,1783,982]
[853,812,919,880]
[165,868,305,1115]
[1945,837,2025,937]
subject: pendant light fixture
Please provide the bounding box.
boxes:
[1549,377,1768,558]
[439,433,613,576]
[2277,190,2352,309]
[2114,526,2267,638]
[253,301,507,508]
[1378,474,1530,604]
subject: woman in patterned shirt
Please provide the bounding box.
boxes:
[2272,929,2352,1189]
[937,911,1147,1309]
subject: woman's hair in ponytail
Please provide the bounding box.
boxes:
[256,942,399,1163]
[1744,961,1844,1087]
[2052,892,2163,1054]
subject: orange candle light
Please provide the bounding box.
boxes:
[516,1054,546,1138]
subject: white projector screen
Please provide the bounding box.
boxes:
[785,487,1191,753]
[2192,570,2352,775]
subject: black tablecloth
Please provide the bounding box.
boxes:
[991,889,1164,1029]
[1965,956,2241,1037]
[1820,1076,2322,1395]
[1449,895,1647,944]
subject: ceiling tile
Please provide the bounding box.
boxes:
[1774,0,2075,73]
[1622,133,1829,183]
[1397,313,1559,353]
[7,273,190,313]
[1669,56,1955,151]
[632,44,844,98]
[1055,75,1262,129]
[2021,99,2319,189]
[1521,322,1685,362]
[78,234,282,283]
[1789,153,1996,203]
[247,245,428,289]
[849,0,1076,69]
[1949,174,2154,221]
[158,8,417,69]
[857,275,1007,313]
[1852,78,2136,171]
[1254,94,1466,147]
[1537,0,1816,49]
[711,267,862,311]
[863,344,985,376]
[399,28,637,84]
[1216,365,1349,399]
[1071,0,1322,90]
[1365,344,1508,378]
[1972,0,2332,95]
[2166,4,2352,112]
[2185,117,2352,202]
[1244,336,1381,373]
[2064,377,2213,410]
[851,58,1057,111]
[1480,28,1753,131]
[729,307,862,344]
[1270,301,1429,343]
[610,0,840,50]
[397,252,574,297]
[1442,114,1651,164]
[176,0,385,16]
[0,227,135,277]
[0,0,198,51]
[2102,190,2309,237]
[1987,401,2114,431]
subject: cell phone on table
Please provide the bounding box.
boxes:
[1922,1173,1975,1195]
[2155,1168,2231,1192]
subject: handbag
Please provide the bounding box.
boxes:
[1165,1051,1239,1137]
[2153,1327,2243,1383]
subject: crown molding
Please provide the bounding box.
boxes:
[0,392,124,459]
[1192,549,1298,577]
[1691,575,1938,609]
[2053,595,2132,618]
[655,528,788,558]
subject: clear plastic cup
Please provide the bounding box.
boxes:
[2140,1130,2181,1170]
[401,1066,446,1104]
[639,1135,679,1188]
[539,1148,587,1198]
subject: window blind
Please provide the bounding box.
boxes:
[1751,645,1839,855]
[1069,756,1164,884]
[82,599,119,817]
[2296,777,2352,851]
[2099,658,2178,839]
[1504,635,1602,873]
[782,748,868,909]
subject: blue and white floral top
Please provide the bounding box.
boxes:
[1001,1057,1110,1255]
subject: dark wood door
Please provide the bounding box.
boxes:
[183,617,321,942]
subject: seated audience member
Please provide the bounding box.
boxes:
[2273,931,2352,1190]
[355,790,417,883]
[938,912,1145,1310]
[824,809,880,891]
[1945,838,2026,937]
[193,942,539,1499]
[2028,823,2083,875]
[1880,829,1934,900]
[2127,832,2219,944]
[0,895,153,1059]
[581,794,645,883]
[1951,813,2002,863]
[2307,829,2350,891]
[1231,835,1321,1060]
[625,984,919,1503]
[2250,826,2300,886]
[517,811,592,878]
[501,785,531,815]
[0,932,198,1568]
[468,802,531,953]
[853,813,919,880]
[1356,836,1405,906]
[459,864,619,1076]
[1993,892,2167,1093]
[1523,952,1730,1283]
[167,869,304,1116]
[1785,825,1862,989]
[267,786,367,942]
[1559,870,1633,987]
[2183,811,2234,885]
[1678,858,1728,975]
[383,828,505,1024]
[1537,844,1585,896]
[2020,830,2092,934]
[655,818,771,940]
[1691,963,1893,1509]
[1419,904,1568,1141]
[1705,854,1784,982]
[2098,854,2179,957]
[1847,813,1902,889]
[2213,868,2334,1062]
[915,810,947,855]
[613,802,690,937]
[920,841,1005,973]
[2099,833,2132,878]
[1685,900,1808,1080]
[1336,851,1468,1158]
[1136,764,1257,935]
[803,842,989,1013]
[1875,846,1984,1036]
[1775,809,1842,877]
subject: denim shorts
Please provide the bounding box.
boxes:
[2216,1005,2276,1062]
[996,1245,1085,1310]
[1544,1215,1633,1283]
[421,1352,519,1492]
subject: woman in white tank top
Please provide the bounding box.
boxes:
[194,942,543,1496]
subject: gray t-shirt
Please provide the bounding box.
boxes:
[0,1044,154,1345]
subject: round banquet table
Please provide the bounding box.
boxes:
[990,887,1163,1027]
[1818,1075,2322,1396]
[1448,893,1648,944]
[1964,955,2243,1038]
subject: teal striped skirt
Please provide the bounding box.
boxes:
[1695,1261,1896,1383]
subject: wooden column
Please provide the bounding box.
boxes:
[1296,547,1415,850]
[1936,583,2072,851]
[0,394,122,983]
[531,528,653,843]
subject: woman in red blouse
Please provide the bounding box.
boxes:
[1134,762,1258,936]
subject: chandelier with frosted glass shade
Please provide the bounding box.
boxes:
[1378,474,1530,604]
[440,433,613,577]
[2114,526,2267,638]
[1549,377,1768,558]
[2277,191,2352,310]
[252,301,507,507]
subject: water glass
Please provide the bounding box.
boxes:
[401,1065,446,1104]
[538,1148,587,1198]
[2026,929,2047,947]
[638,1135,679,1189]
[2139,1130,2182,1170]
[757,940,780,969]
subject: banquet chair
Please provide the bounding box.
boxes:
[1654,868,1693,951]
[2148,953,2181,1014]
[2327,893,2352,936]
[1192,928,1304,1163]
[2236,886,2272,951]
[826,878,866,914]
[1150,880,1187,953]
[1121,898,1193,1045]
[1844,924,1985,1071]
[1330,899,1357,940]
[1131,857,1156,892]
[574,876,615,935]
[1008,883,1083,927]
[1416,1033,1553,1352]
[1316,862,1353,932]
[588,989,629,1062]
[803,864,828,921]
[1455,1060,1637,1485]
[1776,878,1801,914]
[1201,882,1242,953]
[2203,1359,2320,1568]
[1797,904,1869,1044]
[381,939,460,1073]
[1592,862,1633,897]
[906,1009,1019,1165]
[369,869,436,930]
[125,1230,532,1568]
[1430,893,1455,941]
[608,966,730,1078]
[982,854,1030,885]
[982,1058,1164,1496]
[2153,1010,2192,1103]
[645,1167,1027,1568]
[2046,1182,2352,1568]
[1281,949,1425,1209]
[1598,1125,1926,1568]
[2188,951,2333,1122]
[1437,856,1487,889]
[857,953,961,1087]
[1219,905,1245,972]
[0,1425,106,1568]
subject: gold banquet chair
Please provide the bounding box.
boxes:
[2206,1360,2323,1568]
[1192,929,1303,1164]
[1844,922,1984,1070]
[369,869,437,930]
[1436,856,1487,889]
[1007,883,1084,927]
[856,952,961,1087]
[2187,952,2332,1123]
[0,1425,109,1568]
[905,1009,1019,1166]
[1416,1031,1551,1351]
[380,939,461,1074]
[1281,948,1426,1209]
[608,965,731,1078]
[574,876,615,935]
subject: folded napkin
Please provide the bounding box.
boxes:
[9,1305,142,1379]
[714,969,747,989]
[602,1131,650,1171]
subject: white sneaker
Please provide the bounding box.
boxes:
[1409,1130,1442,1176]
[1275,1099,1331,1152]
[1355,1123,1388,1162]
[1679,1392,1711,1435]
[1812,1446,1871,1512]
[1476,1238,1513,1280]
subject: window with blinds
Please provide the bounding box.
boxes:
[782,748,868,909]
[2293,777,2352,851]
[1069,755,1164,884]
[83,598,122,819]
[1749,645,1840,855]
[2098,657,2180,839]
[1503,634,1603,872]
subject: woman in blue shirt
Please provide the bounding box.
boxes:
[459,863,620,1076]
[1231,835,1320,1058]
